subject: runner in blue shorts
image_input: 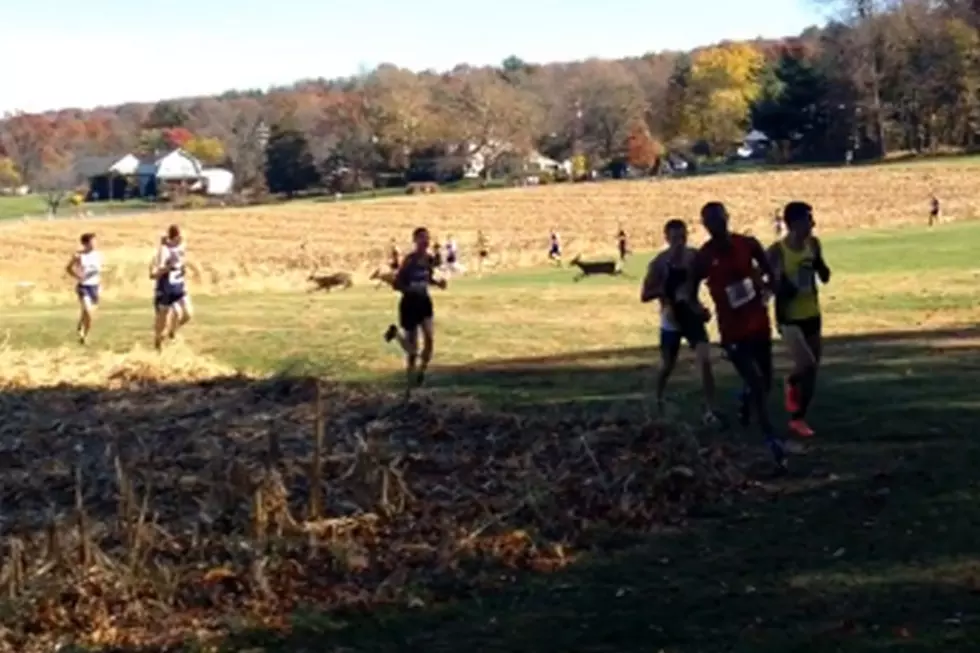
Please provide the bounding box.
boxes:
[149,224,193,351]
[65,232,103,345]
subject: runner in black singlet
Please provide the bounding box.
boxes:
[617,228,629,261]
[384,227,447,393]
[641,219,719,423]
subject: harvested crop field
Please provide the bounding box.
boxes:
[0,347,750,651]
[2,166,980,651]
[2,159,979,304]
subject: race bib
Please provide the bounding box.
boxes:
[724,278,757,309]
[168,266,185,285]
[796,263,816,291]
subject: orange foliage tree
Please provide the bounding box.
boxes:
[624,122,661,170]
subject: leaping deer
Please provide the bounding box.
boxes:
[307,270,354,292]
[569,255,627,282]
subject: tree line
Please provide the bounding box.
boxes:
[1,0,979,198]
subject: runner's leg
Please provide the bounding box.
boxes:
[77,292,95,343]
[782,323,817,435]
[153,304,170,351]
[655,329,681,412]
[796,320,823,420]
[418,317,434,385]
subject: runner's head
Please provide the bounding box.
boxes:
[700,202,729,239]
[166,224,182,247]
[783,201,814,239]
[663,219,687,249]
[80,232,96,252]
[412,227,430,252]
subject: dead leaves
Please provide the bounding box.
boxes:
[0,349,748,650]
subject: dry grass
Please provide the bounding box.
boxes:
[0,346,751,651]
[2,163,978,304]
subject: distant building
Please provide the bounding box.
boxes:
[80,149,234,200]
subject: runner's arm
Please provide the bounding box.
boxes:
[65,254,81,280]
[640,256,665,303]
[749,237,775,290]
[689,247,707,300]
[766,243,785,286]
[393,255,412,292]
[812,237,831,283]
[428,256,448,289]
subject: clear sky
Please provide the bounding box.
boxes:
[1,0,827,114]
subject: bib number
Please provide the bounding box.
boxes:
[724,278,756,309]
[168,266,185,285]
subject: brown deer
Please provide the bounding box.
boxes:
[370,267,397,290]
[569,255,625,282]
[308,271,354,292]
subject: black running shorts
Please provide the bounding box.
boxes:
[722,335,773,392]
[779,315,822,339]
[399,292,434,331]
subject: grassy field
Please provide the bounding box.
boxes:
[1,215,980,651]
[3,158,980,305]
[0,194,154,221]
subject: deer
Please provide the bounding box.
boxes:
[569,255,626,282]
[370,267,397,290]
[307,270,354,292]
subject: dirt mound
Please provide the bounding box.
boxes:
[0,348,749,650]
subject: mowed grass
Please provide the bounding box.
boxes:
[4,221,980,651]
[4,157,980,303]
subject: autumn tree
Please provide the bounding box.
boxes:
[146,100,189,129]
[316,91,382,190]
[0,157,22,189]
[362,65,436,170]
[184,136,227,165]
[0,113,58,186]
[678,43,765,154]
[35,155,83,216]
[434,69,542,180]
[265,121,319,196]
[572,62,648,162]
[219,98,271,191]
[624,122,661,170]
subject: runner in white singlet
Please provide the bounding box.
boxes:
[65,232,103,345]
[149,224,193,351]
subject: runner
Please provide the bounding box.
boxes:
[150,225,192,351]
[445,235,459,275]
[929,194,941,227]
[384,227,448,394]
[431,237,443,270]
[548,230,562,265]
[769,201,831,439]
[65,232,103,345]
[691,201,802,470]
[476,230,489,273]
[641,219,720,424]
[617,227,629,261]
[772,209,784,238]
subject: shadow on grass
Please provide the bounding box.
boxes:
[2,325,977,652]
[219,325,980,652]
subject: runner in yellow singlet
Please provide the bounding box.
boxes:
[768,201,831,439]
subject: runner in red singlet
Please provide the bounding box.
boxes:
[691,201,802,470]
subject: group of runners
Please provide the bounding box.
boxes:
[548,228,631,265]
[66,224,192,351]
[641,200,829,470]
[65,206,827,469]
